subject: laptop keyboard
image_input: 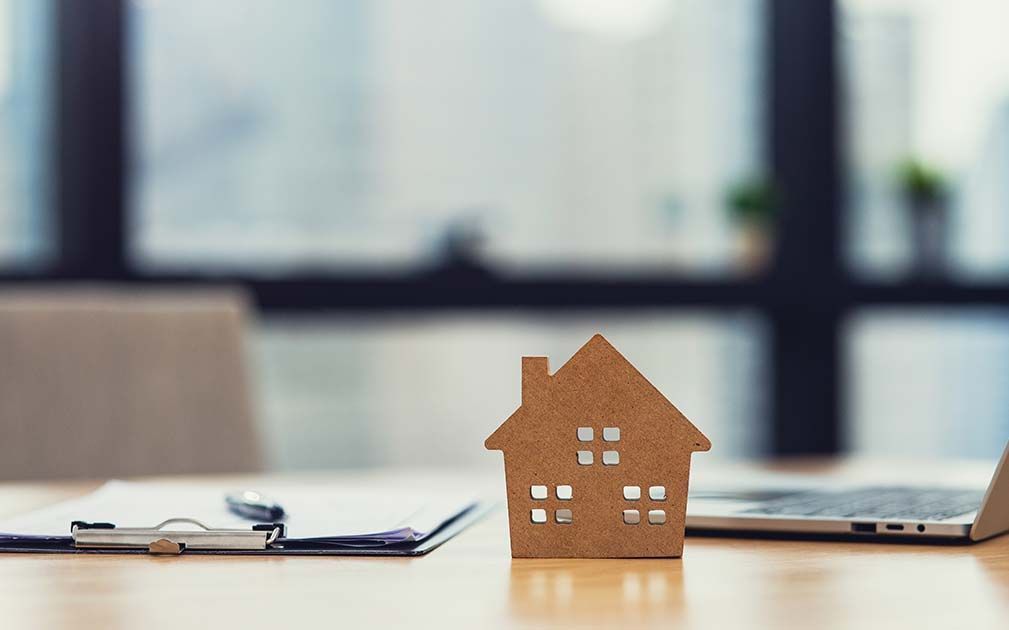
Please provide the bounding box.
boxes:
[740,487,984,521]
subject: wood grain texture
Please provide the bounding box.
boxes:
[486,335,710,558]
[1,470,1009,630]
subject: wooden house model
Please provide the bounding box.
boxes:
[485,334,710,558]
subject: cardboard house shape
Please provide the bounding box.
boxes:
[485,334,710,558]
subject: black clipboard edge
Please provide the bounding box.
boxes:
[0,502,499,557]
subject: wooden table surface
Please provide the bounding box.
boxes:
[1,470,1008,630]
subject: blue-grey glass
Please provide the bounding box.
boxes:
[0,0,51,265]
[842,0,1009,279]
[130,0,764,273]
[252,312,766,470]
[848,309,1009,458]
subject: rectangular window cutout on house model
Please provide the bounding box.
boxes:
[485,334,711,559]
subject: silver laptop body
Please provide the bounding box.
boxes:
[686,441,1009,542]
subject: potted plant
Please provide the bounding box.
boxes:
[726,177,778,272]
[896,159,948,277]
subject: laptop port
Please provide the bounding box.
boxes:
[885,524,905,531]
[851,522,876,533]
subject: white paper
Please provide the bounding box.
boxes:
[0,481,478,544]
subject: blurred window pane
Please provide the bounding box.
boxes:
[253,312,766,470]
[847,309,1009,458]
[0,0,51,266]
[842,0,1009,280]
[130,0,765,274]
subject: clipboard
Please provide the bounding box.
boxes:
[71,518,285,553]
[0,498,495,557]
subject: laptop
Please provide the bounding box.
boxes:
[685,441,1009,542]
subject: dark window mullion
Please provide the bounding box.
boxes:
[767,0,843,455]
[55,0,127,278]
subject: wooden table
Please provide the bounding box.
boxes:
[2,470,1008,629]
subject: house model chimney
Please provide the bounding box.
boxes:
[521,356,549,404]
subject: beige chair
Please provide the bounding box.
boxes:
[0,287,262,481]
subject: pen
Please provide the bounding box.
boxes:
[225,490,286,522]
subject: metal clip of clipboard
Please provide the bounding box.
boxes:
[71,518,286,555]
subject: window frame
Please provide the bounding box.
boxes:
[9,1,995,457]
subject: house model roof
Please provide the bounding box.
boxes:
[485,334,711,452]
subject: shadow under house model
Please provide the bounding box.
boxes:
[485,334,711,558]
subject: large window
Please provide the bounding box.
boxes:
[840,0,1009,458]
[129,0,765,274]
[15,1,1009,467]
[0,0,51,266]
[125,0,771,469]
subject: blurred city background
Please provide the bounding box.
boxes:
[2,0,1009,477]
